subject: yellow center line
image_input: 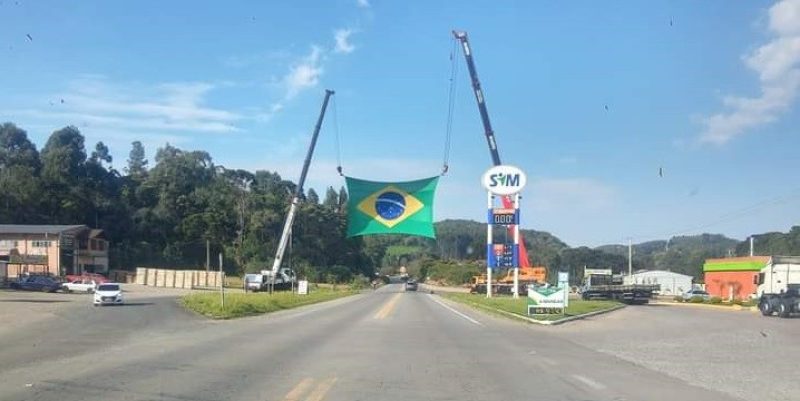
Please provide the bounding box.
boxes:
[305,377,337,401]
[373,292,403,319]
[283,377,314,401]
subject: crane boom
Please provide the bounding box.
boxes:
[452,30,502,166]
[452,30,531,268]
[270,89,335,275]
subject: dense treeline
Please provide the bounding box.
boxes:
[0,122,367,280]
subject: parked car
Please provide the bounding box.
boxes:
[405,280,418,291]
[65,273,109,284]
[62,279,97,293]
[682,289,710,301]
[10,276,62,292]
[93,283,124,306]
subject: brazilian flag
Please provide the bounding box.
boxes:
[345,176,438,238]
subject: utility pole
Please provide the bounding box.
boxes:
[205,239,210,272]
[628,238,633,278]
[750,236,754,257]
[218,252,224,309]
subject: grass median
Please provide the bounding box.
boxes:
[181,288,357,319]
[441,292,621,322]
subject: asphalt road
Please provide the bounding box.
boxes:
[0,284,751,401]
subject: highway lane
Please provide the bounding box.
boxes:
[0,284,742,401]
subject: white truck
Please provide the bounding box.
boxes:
[757,256,800,318]
[244,268,297,292]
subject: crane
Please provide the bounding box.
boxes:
[269,90,335,289]
[452,30,532,269]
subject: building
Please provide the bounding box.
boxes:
[0,225,109,278]
[703,256,770,300]
[624,270,694,295]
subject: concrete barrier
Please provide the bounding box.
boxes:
[165,270,176,288]
[156,269,166,287]
[175,270,185,289]
[146,268,157,286]
[185,271,194,289]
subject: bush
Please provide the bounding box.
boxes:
[709,296,723,304]
[689,296,705,303]
[673,296,684,303]
[349,274,370,290]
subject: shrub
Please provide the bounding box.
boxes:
[689,296,705,303]
[709,296,723,304]
[673,296,684,303]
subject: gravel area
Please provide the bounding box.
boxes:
[552,303,800,401]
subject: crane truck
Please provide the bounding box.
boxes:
[757,256,800,318]
[262,90,335,292]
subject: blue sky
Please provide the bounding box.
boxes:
[2,0,799,247]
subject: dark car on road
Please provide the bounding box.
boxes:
[405,280,418,291]
[9,276,62,292]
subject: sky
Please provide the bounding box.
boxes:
[1,0,799,247]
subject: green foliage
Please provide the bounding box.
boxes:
[709,296,723,304]
[689,296,705,303]
[424,259,482,285]
[442,293,620,322]
[181,288,356,319]
[736,227,800,257]
[673,296,684,303]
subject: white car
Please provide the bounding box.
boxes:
[93,283,124,306]
[62,279,97,293]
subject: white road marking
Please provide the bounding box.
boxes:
[428,295,483,326]
[571,374,606,390]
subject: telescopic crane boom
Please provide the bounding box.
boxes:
[452,30,531,268]
[270,90,335,275]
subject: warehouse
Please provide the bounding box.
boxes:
[624,270,694,295]
[703,256,770,300]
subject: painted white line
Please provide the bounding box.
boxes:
[571,374,606,391]
[428,295,484,326]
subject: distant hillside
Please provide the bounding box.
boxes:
[736,226,800,256]
[597,234,740,279]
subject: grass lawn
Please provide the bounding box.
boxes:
[442,293,621,322]
[181,288,356,319]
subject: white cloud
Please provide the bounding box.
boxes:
[283,46,324,99]
[700,0,800,144]
[334,29,356,54]
[356,0,370,8]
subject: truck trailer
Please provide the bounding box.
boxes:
[580,269,658,304]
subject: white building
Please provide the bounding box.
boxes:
[624,270,693,295]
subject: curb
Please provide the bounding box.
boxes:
[441,296,626,326]
[652,301,759,313]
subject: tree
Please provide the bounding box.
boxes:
[307,188,320,204]
[323,186,338,209]
[90,141,112,165]
[337,186,348,212]
[0,122,40,170]
[126,141,148,181]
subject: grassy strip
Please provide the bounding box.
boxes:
[442,293,620,322]
[181,288,356,319]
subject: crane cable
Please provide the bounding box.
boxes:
[332,94,344,176]
[441,37,459,176]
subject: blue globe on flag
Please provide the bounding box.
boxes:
[375,192,406,220]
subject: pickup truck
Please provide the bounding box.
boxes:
[62,279,97,293]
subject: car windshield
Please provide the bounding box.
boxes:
[97,284,119,292]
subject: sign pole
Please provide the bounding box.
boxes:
[512,193,520,299]
[486,191,493,298]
